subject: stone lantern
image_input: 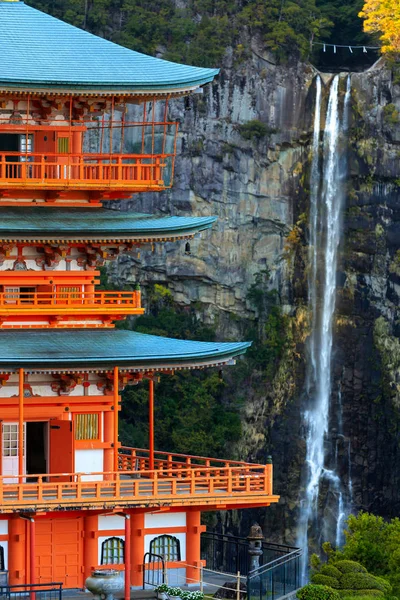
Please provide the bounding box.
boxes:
[247,523,264,572]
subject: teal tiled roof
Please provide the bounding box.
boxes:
[0,330,251,370]
[0,207,217,240]
[0,2,218,92]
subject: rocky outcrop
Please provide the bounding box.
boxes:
[112,54,400,542]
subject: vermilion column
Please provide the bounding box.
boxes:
[9,516,26,585]
[104,410,114,479]
[113,367,119,473]
[83,515,98,585]
[130,512,145,587]
[149,380,154,472]
[186,511,203,585]
[18,368,24,478]
[125,514,131,600]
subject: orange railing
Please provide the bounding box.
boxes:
[118,446,260,474]
[0,153,170,190]
[0,290,142,313]
[0,450,275,511]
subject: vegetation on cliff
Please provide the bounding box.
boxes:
[27,0,373,65]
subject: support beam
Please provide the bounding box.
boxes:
[186,511,202,585]
[18,368,24,478]
[83,514,98,586]
[113,366,119,473]
[149,379,154,472]
[104,410,114,479]
[130,512,145,587]
[29,518,36,598]
[9,516,26,585]
[125,514,131,600]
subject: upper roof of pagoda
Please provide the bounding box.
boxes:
[0,329,251,372]
[0,1,218,96]
[0,207,217,243]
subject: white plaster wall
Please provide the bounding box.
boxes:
[75,449,104,480]
[0,522,8,535]
[145,512,186,529]
[98,515,124,530]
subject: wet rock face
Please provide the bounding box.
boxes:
[113,58,400,541]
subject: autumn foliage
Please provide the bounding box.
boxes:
[359,0,400,53]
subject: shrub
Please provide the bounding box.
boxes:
[340,573,385,591]
[311,574,340,589]
[237,120,276,141]
[321,565,342,580]
[336,561,368,574]
[340,590,384,598]
[297,584,341,600]
[373,576,392,595]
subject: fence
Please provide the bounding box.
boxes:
[143,553,166,589]
[246,548,302,600]
[0,583,63,600]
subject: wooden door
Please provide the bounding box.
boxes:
[49,420,73,482]
[36,518,83,588]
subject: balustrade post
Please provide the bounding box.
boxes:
[265,456,273,495]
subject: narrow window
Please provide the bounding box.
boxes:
[57,137,70,153]
[101,537,125,565]
[0,545,4,570]
[75,414,99,441]
[150,535,181,561]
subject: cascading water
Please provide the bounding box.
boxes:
[297,74,352,581]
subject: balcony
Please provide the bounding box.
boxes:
[0,152,171,193]
[0,447,278,513]
[0,289,143,320]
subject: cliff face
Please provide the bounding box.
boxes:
[113,53,400,541]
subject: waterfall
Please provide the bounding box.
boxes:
[297,74,352,581]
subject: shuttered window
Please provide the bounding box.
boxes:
[57,137,70,153]
[101,537,125,565]
[150,535,181,561]
[75,414,99,441]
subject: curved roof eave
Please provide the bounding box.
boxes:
[0,2,219,95]
[0,330,251,372]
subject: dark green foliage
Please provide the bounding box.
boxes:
[339,573,385,592]
[237,120,276,141]
[118,284,241,457]
[340,591,384,598]
[335,561,368,575]
[297,584,341,600]
[25,0,368,65]
[311,575,341,589]
[321,565,343,580]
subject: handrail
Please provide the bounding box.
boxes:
[201,531,299,554]
[0,290,141,308]
[143,552,165,589]
[248,548,303,579]
[119,446,265,469]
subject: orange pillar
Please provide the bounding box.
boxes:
[186,511,202,585]
[104,410,114,479]
[113,367,119,473]
[149,380,154,472]
[125,515,131,600]
[130,512,145,587]
[83,515,98,585]
[9,516,26,585]
[18,368,24,479]
[29,518,36,597]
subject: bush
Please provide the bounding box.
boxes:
[297,584,341,600]
[336,561,368,574]
[373,576,392,595]
[340,591,384,598]
[311,575,340,589]
[237,120,276,141]
[321,565,342,580]
[340,573,385,592]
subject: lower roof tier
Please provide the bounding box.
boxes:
[0,207,217,243]
[0,329,251,372]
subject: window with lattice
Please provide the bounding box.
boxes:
[75,414,99,441]
[101,537,125,565]
[149,535,181,561]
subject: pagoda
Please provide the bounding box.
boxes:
[0,0,279,594]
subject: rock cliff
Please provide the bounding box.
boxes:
[111,51,400,542]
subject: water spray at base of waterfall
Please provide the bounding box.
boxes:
[297,74,353,583]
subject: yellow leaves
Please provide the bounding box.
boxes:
[359,0,400,53]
